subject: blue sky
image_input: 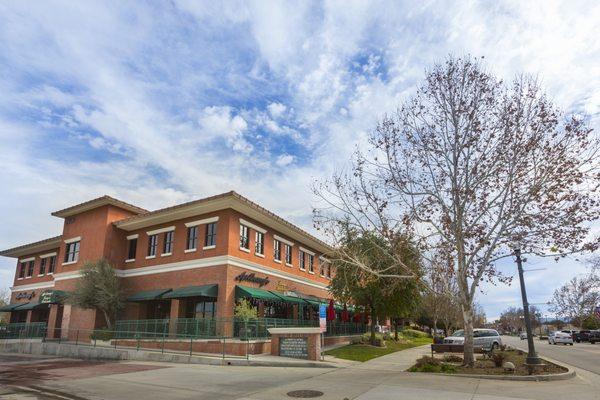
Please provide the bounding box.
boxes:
[0,1,598,320]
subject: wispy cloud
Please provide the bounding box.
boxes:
[0,0,598,318]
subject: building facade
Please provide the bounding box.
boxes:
[0,191,335,338]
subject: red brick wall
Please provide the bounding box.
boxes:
[11,248,60,290]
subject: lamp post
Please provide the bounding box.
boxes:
[514,248,542,365]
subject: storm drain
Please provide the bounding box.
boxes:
[286,389,324,398]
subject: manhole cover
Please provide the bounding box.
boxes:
[287,389,324,398]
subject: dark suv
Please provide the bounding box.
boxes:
[589,330,600,344]
[575,330,591,343]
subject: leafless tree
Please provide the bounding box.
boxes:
[549,261,600,327]
[314,56,600,366]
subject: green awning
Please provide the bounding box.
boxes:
[127,288,172,302]
[0,303,27,312]
[40,290,68,304]
[163,284,218,299]
[298,296,321,306]
[235,285,282,302]
[270,292,306,305]
[14,301,48,311]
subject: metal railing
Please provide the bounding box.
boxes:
[0,322,47,339]
[114,319,169,338]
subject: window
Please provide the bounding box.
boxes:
[299,250,305,270]
[285,244,292,265]
[64,241,80,263]
[18,262,25,279]
[48,256,56,274]
[240,225,249,250]
[163,231,174,254]
[255,231,264,255]
[308,254,314,273]
[147,234,158,257]
[39,258,46,275]
[187,226,198,250]
[326,263,332,278]
[205,222,217,247]
[274,239,281,261]
[127,238,137,260]
[319,259,325,276]
[26,261,34,277]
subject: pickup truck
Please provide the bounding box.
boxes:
[589,330,600,344]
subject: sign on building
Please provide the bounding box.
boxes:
[279,337,309,359]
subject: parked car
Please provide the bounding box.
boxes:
[443,329,502,350]
[548,331,574,345]
[519,332,527,340]
[574,330,591,343]
[589,330,600,344]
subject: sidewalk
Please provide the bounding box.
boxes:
[348,343,431,371]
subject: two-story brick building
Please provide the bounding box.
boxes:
[0,191,337,340]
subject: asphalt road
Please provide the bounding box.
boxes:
[502,335,600,375]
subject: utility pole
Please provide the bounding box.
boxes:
[515,249,542,365]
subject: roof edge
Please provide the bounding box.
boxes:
[0,235,63,258]
[51,195,148,218]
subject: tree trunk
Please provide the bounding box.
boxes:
[461,304,475,367]
[394,318,399,341]
[370,303,376,346]
[102,309,112,330]
[432,316,438,339]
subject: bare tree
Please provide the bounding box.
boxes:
[314,56,600,366]
[549,262,599,327]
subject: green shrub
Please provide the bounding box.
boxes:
[350,336,364,345]
[402,328,429,339]
[90,330,114,341]
[420,363,439,372]
[234,299,258,320]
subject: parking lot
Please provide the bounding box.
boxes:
[502,335,600,376]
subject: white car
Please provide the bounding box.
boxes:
[443,329,502,350]
[519,332,527,340]
[548,331,574,345]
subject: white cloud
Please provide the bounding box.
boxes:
[276,154,295,167]
[267,102,286,119]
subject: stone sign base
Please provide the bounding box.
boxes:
[268,327,322,361]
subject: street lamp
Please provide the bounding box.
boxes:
[514,249,542,365]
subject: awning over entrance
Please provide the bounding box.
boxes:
[126,288,172,302]
[14,301,48,311]
[40,290,68,304]
[270,292,306,305]
[235,285,281,302]
[297,295,322,306]
[0,303,27,312]
[163,284,218,299]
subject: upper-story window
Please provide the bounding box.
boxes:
[308,254,314,273]
[127,238,137,260]
[147,234,158,257]
[299,250,305,270]
[18,262,25,279]
[48,256,56,274]
[240,225,249,250]
[39,258,46,275]
[64,241,80,263]
[163,231,174,254]
[274,239,281,261]
[187,226,198,250]
[255,232,264,255]
[26,260,34,277]
[285,244,292,265]
[326,263,332,278]
[205,222,217,247]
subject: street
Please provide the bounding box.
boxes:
[2,345,600,400]
[502,335,600,376]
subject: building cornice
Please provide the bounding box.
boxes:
[51,195,147,218]
[50,255,329,290]
[0,236,63,259]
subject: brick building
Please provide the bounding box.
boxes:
[0,191,338,339]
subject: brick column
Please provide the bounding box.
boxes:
[25,310,33,324]
[168,299,183,337]
[46,304,59,339]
